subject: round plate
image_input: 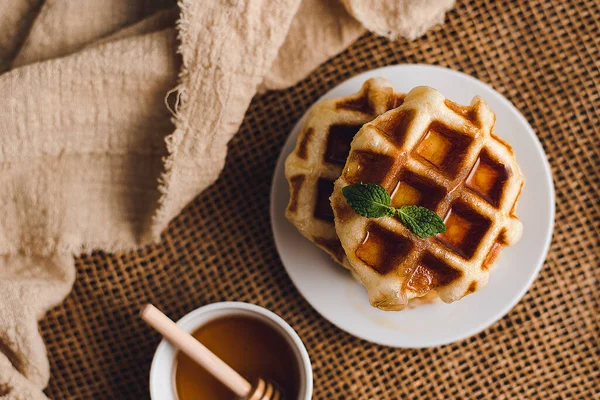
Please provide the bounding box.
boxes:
[270,65,554,348]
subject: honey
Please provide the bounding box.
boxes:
[466,149,509,207]
[174,316,300,400]
[343,150,396,189]
[438,202,491,259]
[406,253,463,295]
[355,223,413,274]
[390,171,445,210]
[414,123,472,178]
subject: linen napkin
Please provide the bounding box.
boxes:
[0,0,454,397]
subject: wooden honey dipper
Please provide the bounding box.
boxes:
[141,304,282,400]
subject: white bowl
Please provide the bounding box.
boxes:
[149,302,313,400]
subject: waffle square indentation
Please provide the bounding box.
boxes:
[406,253,463,296]
[390,170,446,211]
[314,178,335,222]
[437,202,492,259]
[466,149,509,207]
[355,223,413,274]
[375,108,416,145]
[414,123,473,178]
[343,150,396,190]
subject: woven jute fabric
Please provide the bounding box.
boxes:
[40,0,598,398]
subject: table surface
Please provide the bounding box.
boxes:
[42,0,599,398]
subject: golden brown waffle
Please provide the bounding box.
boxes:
[284,78,404,266]
[331,86,525,311]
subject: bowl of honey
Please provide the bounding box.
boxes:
[149,302,312,400]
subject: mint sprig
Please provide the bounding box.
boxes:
[396,205,447,238]
[341,183,395,218]
[342,183,446,238]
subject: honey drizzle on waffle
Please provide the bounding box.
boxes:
[332,86,524,310]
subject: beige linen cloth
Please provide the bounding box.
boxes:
[0,0,454,398]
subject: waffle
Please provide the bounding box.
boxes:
[284,78,404,266]
[331,86,525,311]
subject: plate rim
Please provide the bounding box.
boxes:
[270,64,555,348]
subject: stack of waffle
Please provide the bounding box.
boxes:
[285,78,524,311]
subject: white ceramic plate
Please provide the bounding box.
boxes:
[270,65,554,348]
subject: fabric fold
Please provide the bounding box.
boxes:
[341,0,455,40]
[0,0,44,72]
[12,0,174,68]
[260,0,365,92]
[0,253,75,398]
[150,0,303,237]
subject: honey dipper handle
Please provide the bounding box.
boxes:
[141,304,252,397]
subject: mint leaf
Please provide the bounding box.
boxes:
[342,183,395,218]
[342,183,446,238]
[396,205,446,238]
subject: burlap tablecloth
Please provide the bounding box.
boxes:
[40,0,598,398]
